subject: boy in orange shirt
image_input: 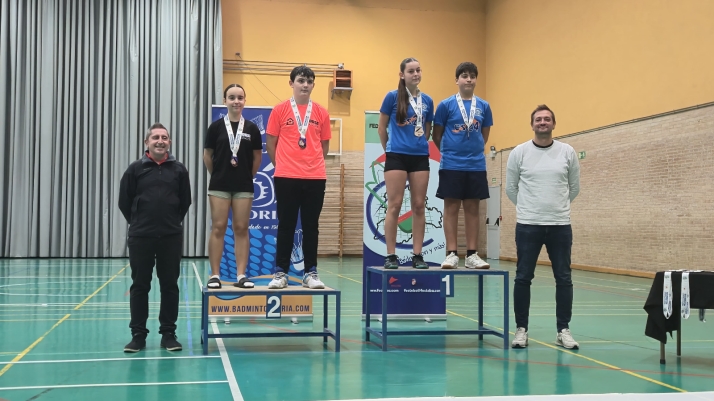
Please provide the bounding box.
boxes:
[266,66,331,289]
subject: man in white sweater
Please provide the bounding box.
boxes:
[505,105,581,350]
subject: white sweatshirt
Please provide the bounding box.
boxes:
[505,139,580,225]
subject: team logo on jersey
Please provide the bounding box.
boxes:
[451,120,481,134]
[286,118,295,126]
[397,111,428,127]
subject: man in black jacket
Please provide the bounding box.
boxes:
[119,123,192,352]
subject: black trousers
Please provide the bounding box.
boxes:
[128,234,182,337]
[274,177,326,274]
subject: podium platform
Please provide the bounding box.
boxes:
[365,266,509,351]
[201,285,341,354]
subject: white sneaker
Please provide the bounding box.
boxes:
[302,271,325,289]
[465,252,490,269]
[556,329,580,349]
[441,252,459,269]
[268,272,288,289]
[512,327,528,348]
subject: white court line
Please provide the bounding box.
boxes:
[0,281,120,287]
[15,303,203,307]
[195,262,242,400]
[0,355,220,365]
[0,276,125,279]
[0,312,201,317]
[0,380,229,391]
[212,322,244,401]
[329,393,714,401]
[0,293,109,297]
[192,262,204,288]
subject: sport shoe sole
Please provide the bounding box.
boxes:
[555,339,579,349]
[441,263,458,269]
[161,344,183,351]
[123,346,144,353]
[511,339,528,349]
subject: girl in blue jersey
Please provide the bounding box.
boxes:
[432,62,493,270]
[378,57,435,269]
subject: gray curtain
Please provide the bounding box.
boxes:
[0,0,222,257]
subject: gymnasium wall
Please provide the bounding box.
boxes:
[485,0,714,151]
[221,0,714,271]
[220,0,488,152]
[488,103,714,274]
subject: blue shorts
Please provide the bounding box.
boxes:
[436,169,490,200]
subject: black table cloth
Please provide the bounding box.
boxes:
[644,271,714,344]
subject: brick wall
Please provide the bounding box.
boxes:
[319,151,364,256]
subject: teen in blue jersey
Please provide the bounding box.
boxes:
[432,62,493,270]
[378,57,435,269]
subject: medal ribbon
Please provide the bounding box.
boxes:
[455,93,478,139]
[681,272,690,319]
[405,87,423,134]
[663,271,673,319]
[289,97,313,144]
[224,115,245,159]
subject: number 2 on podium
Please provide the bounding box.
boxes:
[266,295,282,319]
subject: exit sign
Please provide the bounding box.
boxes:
[578,151,586,159]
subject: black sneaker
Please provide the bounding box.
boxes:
[384,254,399,269]
[160,334,183,351]
[124,336,146,353]
[412,254,428,269]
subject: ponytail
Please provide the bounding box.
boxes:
[396,57,418,124]
[396,78,408,124]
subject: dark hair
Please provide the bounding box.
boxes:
[223,84,246,100]
[530,104,556,125]
[455,62,478,79]
[145,122,169,140]
[397,57,419,124]
[290,65,315,82]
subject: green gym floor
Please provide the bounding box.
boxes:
[1,257,713,401]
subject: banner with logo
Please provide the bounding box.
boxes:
[362,111,446,318]
[208,105,311,319]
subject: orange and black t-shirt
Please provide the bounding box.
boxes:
[266,99,331,179]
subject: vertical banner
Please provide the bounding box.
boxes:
[208,106,311,319]
[362,111,447,318]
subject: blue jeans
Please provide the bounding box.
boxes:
[514,223,573,332]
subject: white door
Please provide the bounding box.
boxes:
[486,185,500,260]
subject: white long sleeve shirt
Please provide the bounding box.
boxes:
[505,140,580,225]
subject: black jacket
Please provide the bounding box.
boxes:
[118,152,191,237]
